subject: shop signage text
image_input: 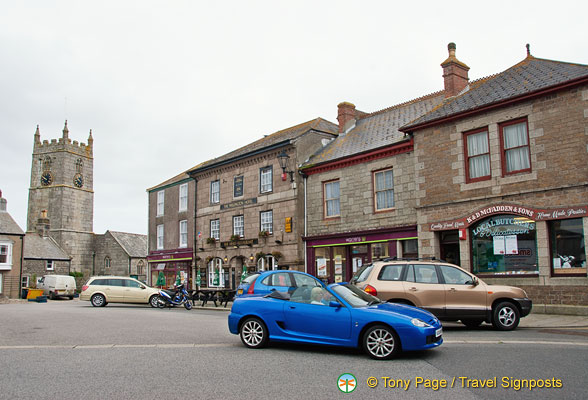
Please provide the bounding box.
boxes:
[220,198,257,210]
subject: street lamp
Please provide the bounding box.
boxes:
[277,150,294,182]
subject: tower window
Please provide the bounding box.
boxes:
[76,159,83,173]
[43,156,52,172]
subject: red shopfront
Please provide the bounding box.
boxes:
[304,227,418,284]
[147,248,193,288]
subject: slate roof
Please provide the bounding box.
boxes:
[302,92,445,167]
[189,118,339,173]
[0,210,24,236]
[23,234,70,260]
[147,170,192,192]
[109,231,147,258]
[402,56,588,130]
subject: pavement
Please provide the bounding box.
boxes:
[3,297,588,328]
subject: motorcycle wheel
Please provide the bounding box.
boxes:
[156,295,166,308]
[184,300,192,310]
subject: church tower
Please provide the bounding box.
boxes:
[27,121,95,274]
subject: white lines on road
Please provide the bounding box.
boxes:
[444,340,588,346]
[0,343,238,350]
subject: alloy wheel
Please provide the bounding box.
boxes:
[365,328,395,359]
[241,319,266,348]
[498,306,516,327]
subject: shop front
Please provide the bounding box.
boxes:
[429,204,587,278]
[147,248,193,288]
[304,226,418,284]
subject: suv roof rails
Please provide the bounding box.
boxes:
[379,256,447,263]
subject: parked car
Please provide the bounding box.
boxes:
[80,276,160,307]
[235,272,261,297]
[236,270,322,297]
[229,281,443,360]
[351,259,532,330]
[37,275,76,300]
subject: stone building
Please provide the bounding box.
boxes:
[20,122,147,291]
[0,192,25,299]
[300,96,445,283]
[146,170,197,287]
[187,118,338,289]
[400,44,588,312]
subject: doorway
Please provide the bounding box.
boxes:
[440,230,461,266]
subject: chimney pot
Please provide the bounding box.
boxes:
[337,102,357,133]
[441,42,470,98]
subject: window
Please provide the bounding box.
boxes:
[439,265,474,284]
[373,169,394,210]
[550,218,586,276]
[104,257,111,270]
[234,176,243,198]
[262,272,291,287]
[0,241,12,269]
[21,276,29,289]
[257,255,276,271]
[179,183,188,211]
[156,190,165,216]
[208,258,224,287]
[324,180,340,218]
[260,167,272,193]
[378,264,404,281]
[157,224,164,250]
[210,180,220,204]
[75,158,83,173]
[124,279,142,288]
[401,239,418,259]
[233,215,244,237]
[464,128,491,182]
[46,260,54,271]
[413,264,439,284]
[500,118,531,175]
[471,214,538,275]
[260,210,273,234]
[179,220,188,248]
[43,156,52,172]
[210,219,220,240]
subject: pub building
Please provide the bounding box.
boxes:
[146,247,193,288]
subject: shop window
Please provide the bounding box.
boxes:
[401,239,418,259]
[550,218,586,276]
[333,247,346,283]
[315,247,330,279]
[471,214,538,275]
[464,128,491,182]
[500,118,531,175]
[371,242,390,260]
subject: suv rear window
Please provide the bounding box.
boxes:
[352,264,374,283]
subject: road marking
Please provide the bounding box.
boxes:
[444,340,588,346]
[0,343,238,350]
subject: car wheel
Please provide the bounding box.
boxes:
[492,302,520,331]
[240,317,268,349]
[363,325,400,360]
[461,319,484,328]
[91,294,106,307]
[149,295,159,308]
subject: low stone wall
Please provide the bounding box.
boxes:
[518,285,588,307]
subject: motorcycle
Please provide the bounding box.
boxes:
[157,284,192,310]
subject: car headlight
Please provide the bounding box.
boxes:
[411,318,431,328]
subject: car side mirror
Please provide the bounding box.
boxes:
[329,301,341,308]
[472,277,479,286]
[140,285,146,289]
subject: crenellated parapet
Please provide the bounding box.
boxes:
[34,120,93,158]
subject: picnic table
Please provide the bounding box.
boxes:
[190,289,236,308]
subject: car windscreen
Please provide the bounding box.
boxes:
[351,264,374,283]
[242,274,259,284]
[331,284,381,307]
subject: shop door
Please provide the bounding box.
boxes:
[440,231,461,266]
[351,245,369,277]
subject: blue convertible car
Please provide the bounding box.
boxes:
[228,274,443,360]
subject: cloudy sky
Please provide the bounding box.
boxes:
[1,0,586,235]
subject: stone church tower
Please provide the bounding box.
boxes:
[27,121,95,274]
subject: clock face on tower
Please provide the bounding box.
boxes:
[73,173,84,188]
[41,172,53,186]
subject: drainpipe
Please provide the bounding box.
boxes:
[192,177,198,290]
[300,171,308,273]
[19,235,24,298]
[92,251,95,276]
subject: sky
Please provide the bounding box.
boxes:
[1,0,586,235]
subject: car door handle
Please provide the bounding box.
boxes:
[289,306,296,309]
[449,288,457,292]
[408,287,418,291]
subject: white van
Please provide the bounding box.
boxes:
[37,275,77,300]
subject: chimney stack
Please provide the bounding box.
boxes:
[0,190,6,212]
[441,42,470,98]
[337,102,357,133]
[36,210,50,237]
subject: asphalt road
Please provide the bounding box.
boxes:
[0,300,587,400]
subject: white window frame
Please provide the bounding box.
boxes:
[260,167,273,193]
[157,224,164,250]
[233,215,244,238]
[324,180,340,218]
[179,183,188,211]
[179,220,188,248]
[210,219,220,240]
[373,169,395,211]
[21,276,29,289]
[257,255,276,271]
[0,241,13,270]
[0,273,3,294]
[156,190,165,216]
[46,260,54,271]
[260,210,273,234]
[210,180,220,204]
[208,258,225,288]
